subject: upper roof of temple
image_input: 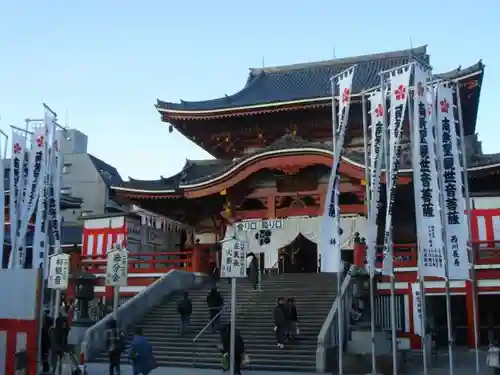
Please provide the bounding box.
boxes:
[157,46,483,115]
[155,45,484,159]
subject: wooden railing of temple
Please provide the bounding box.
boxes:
[79,244,214,274]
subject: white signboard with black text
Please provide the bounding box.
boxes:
[411,283,423,336]
[221,240,247,278]
[236,219,284,232]
[105,248,129,287]
[47,253,70,290]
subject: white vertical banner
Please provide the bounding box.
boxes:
[33,111,53,272]
[411,283,423,336]
[320,66,356,273]
[47,120,62,254]
[381,65,412,276]
[412,65,446,278]
[53,131,63,239]
[366,90,385,276]
[436,83,470,280]
[0,135,5,267]
[8,132,27,268]
[16,126,47,267]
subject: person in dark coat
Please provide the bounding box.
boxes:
[49,317,69,373]
[41,313,53,372]
[287,297,299,339]
[177,292,193,335]
[220,324,245,375]
[273,297,287,348]
[246,253,259,290]
[106,319,125,375]
[206,287,224,332]
[128,327,156,375]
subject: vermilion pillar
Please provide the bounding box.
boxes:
[353,241,366,268]
[267,194,276,218]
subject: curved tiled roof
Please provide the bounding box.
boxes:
[158,46,429,112]
[113,133,500,194]
[157,46,484,114]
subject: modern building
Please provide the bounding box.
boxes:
[59,129,124,222]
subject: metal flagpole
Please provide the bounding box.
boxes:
[229,277,237,375]
[434,83,455,375]
[330,76,343,375]
[380,73,398,375]
[361,92,377,375]
[407,84,429,375]
[455,82,480,375]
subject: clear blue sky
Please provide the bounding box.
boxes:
[0,0,497,180]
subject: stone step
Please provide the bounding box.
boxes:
[90,274,337,372]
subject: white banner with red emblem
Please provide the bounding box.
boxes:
[34,111,55,272]
[412,65,446,278]
[381,65,412,276]
[436,82,469,280]
[8,131,27,268]
[366,90,385,276]
[320,66,356,273]
[16,125,47,267]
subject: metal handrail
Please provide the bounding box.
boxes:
[192,303,229,343]
[266,257,282,275]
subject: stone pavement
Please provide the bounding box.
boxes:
[405,348,489,375]
[86,363,316,375]
[87,349,490,374]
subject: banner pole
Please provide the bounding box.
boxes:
[361,91,377,375]
[407,82,429,375]
[455,82,480,375]
[380,73,398,375]
[330,76,343,375]
[434,83,455,375]
[229,277,237,375]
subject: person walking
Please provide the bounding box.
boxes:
[206,287,224,332]
[247,253,259,290]
[273,297,287,348]
[287,297,299,340]
[49,317,69,375]
[106,319,125,375]
[128,327,156,375]
[220,323,245,375]
[177,292,193,335]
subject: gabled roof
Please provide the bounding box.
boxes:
[88,154,123,187]
[157,46,483,114]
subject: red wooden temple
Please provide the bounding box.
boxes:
[73,46,500,350]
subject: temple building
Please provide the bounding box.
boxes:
[110,46,490,266]
[80,46,500,359]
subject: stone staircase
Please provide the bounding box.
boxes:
[91,272,338,372]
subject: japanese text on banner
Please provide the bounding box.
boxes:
[436,83,469,280]
[412,65,446,278]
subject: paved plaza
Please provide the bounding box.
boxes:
[86,349,490,374]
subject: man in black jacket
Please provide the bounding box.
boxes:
[220,324,245,375]
[177,292,193,335]
[106,319,125,375]
[273,297,287,348]
[206,287,224,332]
